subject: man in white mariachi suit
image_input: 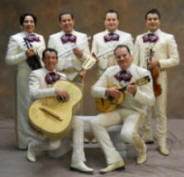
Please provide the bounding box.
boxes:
[90,45,155,173]
[134,9,180,156]
[48,12,90,87]
[91,9,134,76]
[29,48,93,173]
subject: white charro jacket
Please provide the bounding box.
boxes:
[6,31,45,68]
[48,30,90,81]
[134,29,179,70]
[29,67,66,100]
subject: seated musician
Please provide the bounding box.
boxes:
[28,48,93,173]
[89,45,155,173]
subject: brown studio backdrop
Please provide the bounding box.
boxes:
[0,0,184,119]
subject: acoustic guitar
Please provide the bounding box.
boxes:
[96,75,150,113]
[29,80,82,140]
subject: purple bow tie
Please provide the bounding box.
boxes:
[114,70,132,82]
[24,34,40,43]
[104,33,120,42]
[61,34,77,44]
[45,72,61,85]
[142,33,159,43]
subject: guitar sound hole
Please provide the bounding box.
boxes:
[101,98,104,105]
[109,96,114,102]
[56,96,64,102]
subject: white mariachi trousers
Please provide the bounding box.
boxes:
[143,71,168,146]
[90,108,145,164]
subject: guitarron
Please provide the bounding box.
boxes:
[96,75,150,112]
[29,80,82,140]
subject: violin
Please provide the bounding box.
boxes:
[148,49,162,97]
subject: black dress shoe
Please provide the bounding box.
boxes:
[145,140,154,144]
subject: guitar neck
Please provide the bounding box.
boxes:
[118,76,150,93]
[118,86,127,93]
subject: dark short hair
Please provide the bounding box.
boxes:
[105,9,119,20]
[42,48,58,59]
[19,13,37,26]
[58,12,74,22]
[114,44,130,55]
[145,8,161,20]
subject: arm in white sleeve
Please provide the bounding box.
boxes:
[133,37,141,66]
[91,35,99,55]
[159,35,180,69]
[91,70,108,98]
[37,35,46,67]
[29,71,56,100]
[6,36,27,65]
[48,35,56,49]
[124,34,134,55]
[134,72,155,107]
[78,34,90,62]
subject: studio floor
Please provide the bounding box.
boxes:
[0,118,184,177]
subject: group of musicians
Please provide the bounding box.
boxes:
[5,8,179,174]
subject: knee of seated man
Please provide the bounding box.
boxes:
[120,131,133,144]
[89,117,104,128]
[49,140,61,150]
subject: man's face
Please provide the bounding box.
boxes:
[104,13,119,32]
[59,14,74,34]
[145,13,160,32]
[43,51,58,71]
[22,15,35,33]
[115,47,132,71]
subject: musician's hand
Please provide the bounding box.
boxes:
[79,69,87,82]
[105,88,122,99]
[148,61,160,69]
[73,48,83,58]
[127,84,137,96]
[26,48,35,58]
[55,89,69,102]
[92,52,99,63]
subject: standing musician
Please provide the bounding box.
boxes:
[28,48,93,173]
[5,13,45,150]
[91,9,134,77]
[48,12,91,89]
[134,9,180,156]
[90,45,155,173]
